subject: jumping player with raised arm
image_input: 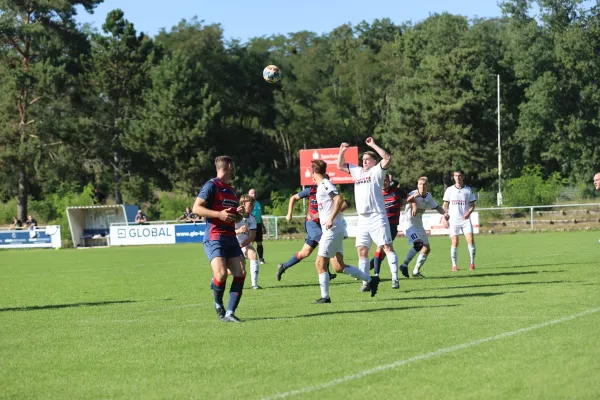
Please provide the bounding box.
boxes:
[338,137,400,290]
[235,194,261,290]
[310,159,380,303]
[400,177,449,278]
[442,169,477,271]
[193,155,246,323]
[276,179,347,281]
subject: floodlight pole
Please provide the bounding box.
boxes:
[497,74,503,207]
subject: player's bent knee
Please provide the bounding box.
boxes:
[413,241,424,252]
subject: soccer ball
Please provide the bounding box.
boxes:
[263,65,281,83]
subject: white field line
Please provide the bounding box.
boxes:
[260,306,600,400]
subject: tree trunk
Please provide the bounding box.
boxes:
[113,149,123,204]
[17,163,28,222]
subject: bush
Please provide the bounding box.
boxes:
[154,191,195,221]
[503,165,566,207]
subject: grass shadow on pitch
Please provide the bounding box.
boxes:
[269,280,359,290]
[423,270,566,279]
[0,300,137,313]
[341,291,522,304]
[244,304,460,322]
[493,262,598,269]
[405,280,573,293]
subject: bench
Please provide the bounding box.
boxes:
[80,228,110,247]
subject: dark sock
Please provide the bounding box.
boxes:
[227,276,245,313]
[283,252,302,269]
[211,277,226,309]
[257,244,264,259]
[373,251,386,276]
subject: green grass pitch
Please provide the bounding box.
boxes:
[1,231,600,399]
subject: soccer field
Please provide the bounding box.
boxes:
[1,231,599,399]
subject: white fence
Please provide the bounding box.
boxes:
[262,203,600,239]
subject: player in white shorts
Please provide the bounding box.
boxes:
[310,159,380,303]
[235,194,261,289]
[337,137,400,290]
[400,177,449,278]
[442,170,477,271]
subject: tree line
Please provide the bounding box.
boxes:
[1,0,599,222]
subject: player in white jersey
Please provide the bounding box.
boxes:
[338,137,400,290]
[442,170,477,271]
[400,177,449,277]
[235,194,261,289]
[310,159,380,303]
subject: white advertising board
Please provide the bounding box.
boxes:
[109,225,176,246]
[344,212,480,238]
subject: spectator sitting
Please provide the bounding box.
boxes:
[178,207,201,223]
[93,187,107,205]
[25,214,38,229]
[135,210,148,225]
[9,217,23,230]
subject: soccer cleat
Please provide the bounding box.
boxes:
[469,264,475,270]
[400,264,409,278]
[412,272,425,278]
[252,285,263,290]
[391,280,399,289]
[260,258,266,264]
[276,264,285,281]
[215,307,225,319]
[312,297,331,304]
[221,314,243,323]
[329,273,337,281]
[359,284,370,292]
[452,265,459,272]
[369,276,380,297]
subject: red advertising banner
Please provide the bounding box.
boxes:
[299,147,359,186]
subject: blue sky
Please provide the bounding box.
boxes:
[76,0,504,41]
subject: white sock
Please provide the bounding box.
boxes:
[468,244,476,264]
[404,247,418,265]
[386,250,398,281]
[359,258,369,284]
[451,246,458,266]
[343,265,370,282]
[318,272,330,299]
[414,253,428,274]
[250,259,259,287]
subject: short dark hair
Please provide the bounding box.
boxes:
[215,155,233,170]
[311,159,327,175]
[362,151,378,161]
[454,169,465,176]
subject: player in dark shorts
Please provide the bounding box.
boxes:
[193,155,246,323]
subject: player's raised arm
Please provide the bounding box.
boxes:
[337,142,350,173]
[365,137,391,170]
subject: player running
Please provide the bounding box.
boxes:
[399,177,449,278]
[338,137,400,291]
[310,159,380,303]
[193,155,246,323]
[235,194,262,290]
[442,169,477,271]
